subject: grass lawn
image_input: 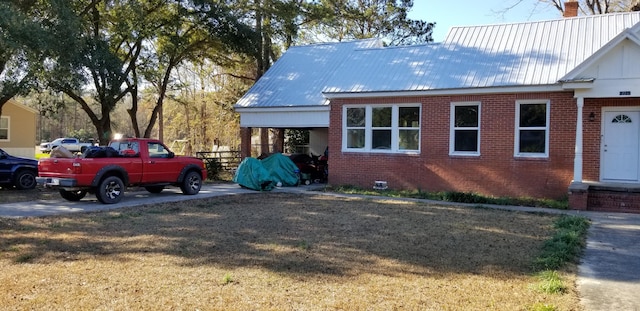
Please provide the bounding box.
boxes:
[0,187,59,203]
[0,192,582,310]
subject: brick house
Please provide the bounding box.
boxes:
[235,10,640,212]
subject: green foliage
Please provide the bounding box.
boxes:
[203,158,223,180]
[285,129,309,153]
[221,273,234,285]
[534,270,566,294]
[528,303,557,311]
[11,0,433,145]
[15,253,34,263]
[297,240,310,251]
[305,0,434,45]
[0,1,49,106]
[533,215,590,271]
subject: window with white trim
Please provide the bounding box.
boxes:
[515,100,549,157]
[450,102,480,156]
[343,105,420,153]
[0,116,8,141]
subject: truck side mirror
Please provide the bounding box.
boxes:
[168,151,175,158]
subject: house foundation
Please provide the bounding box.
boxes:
[569,182,640,213]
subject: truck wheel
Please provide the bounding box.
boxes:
[14,170,37,190]
[59,190,87,201]
[145,186,164,193]
[96,176,124,204]
[180,171,201,195]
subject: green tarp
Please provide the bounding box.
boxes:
[261,153,300,187]
[233,153,299,191]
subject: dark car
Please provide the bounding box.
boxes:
[0,148,38,189]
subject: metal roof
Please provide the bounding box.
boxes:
[325,12,640,93]
[234,39,383,108]
[237,12,640,107]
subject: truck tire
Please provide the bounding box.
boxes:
[96,176,124,204]
[180,171,201,195]
[59,190,87,201]
[14,170,37,190]
[145,186,165,193]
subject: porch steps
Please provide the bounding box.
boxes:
[571,183,640,213]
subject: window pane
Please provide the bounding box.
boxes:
[454,130,478,152]
[455,106,478,127]
[399,107,420,128]
[0,118,7,128]
[372,130,391,149]
[372,107,391,127]
[347,108,365,127]
[519,130,546,153]
[347,129,365,148]
[399,129,419,150]
[520,104,546,127]
[0,129,7,140]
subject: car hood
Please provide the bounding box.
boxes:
[2,155,38,165]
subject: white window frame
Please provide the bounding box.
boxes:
[0,116,8,141]
[449,102,481,156]
[514,100,550,158]
[342,104,421,154]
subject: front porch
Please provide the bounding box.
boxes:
[570,182,640,213]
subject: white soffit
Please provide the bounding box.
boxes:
[238,107,329,128]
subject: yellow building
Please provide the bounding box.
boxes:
[0,99,37,159]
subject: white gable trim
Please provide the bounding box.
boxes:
[562,28,640,81]
[561,28,640,98]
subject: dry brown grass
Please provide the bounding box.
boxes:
[0,193,581,310]
[0,187,59,203]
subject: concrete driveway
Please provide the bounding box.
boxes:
[576,211,640,310]
[0,183,257,218]
[0,184,638,310]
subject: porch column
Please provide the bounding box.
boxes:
[573,96,584,183]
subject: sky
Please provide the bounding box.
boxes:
[407,0,564,42]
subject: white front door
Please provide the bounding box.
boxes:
[601,110,640,181]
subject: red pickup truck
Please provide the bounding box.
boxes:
[36,138,207,204]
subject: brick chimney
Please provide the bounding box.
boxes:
[564,1,579,17]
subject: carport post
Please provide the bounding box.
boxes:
[240,127,252,159]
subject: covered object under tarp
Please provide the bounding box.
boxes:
[261,153,300,187]
[233,153,299,191]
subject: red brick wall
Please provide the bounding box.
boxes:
[588,191,640,213]
[328,92,577,199]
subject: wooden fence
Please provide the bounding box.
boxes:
[196,150,242,178]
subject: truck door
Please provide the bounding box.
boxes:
[144,141,182,183]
